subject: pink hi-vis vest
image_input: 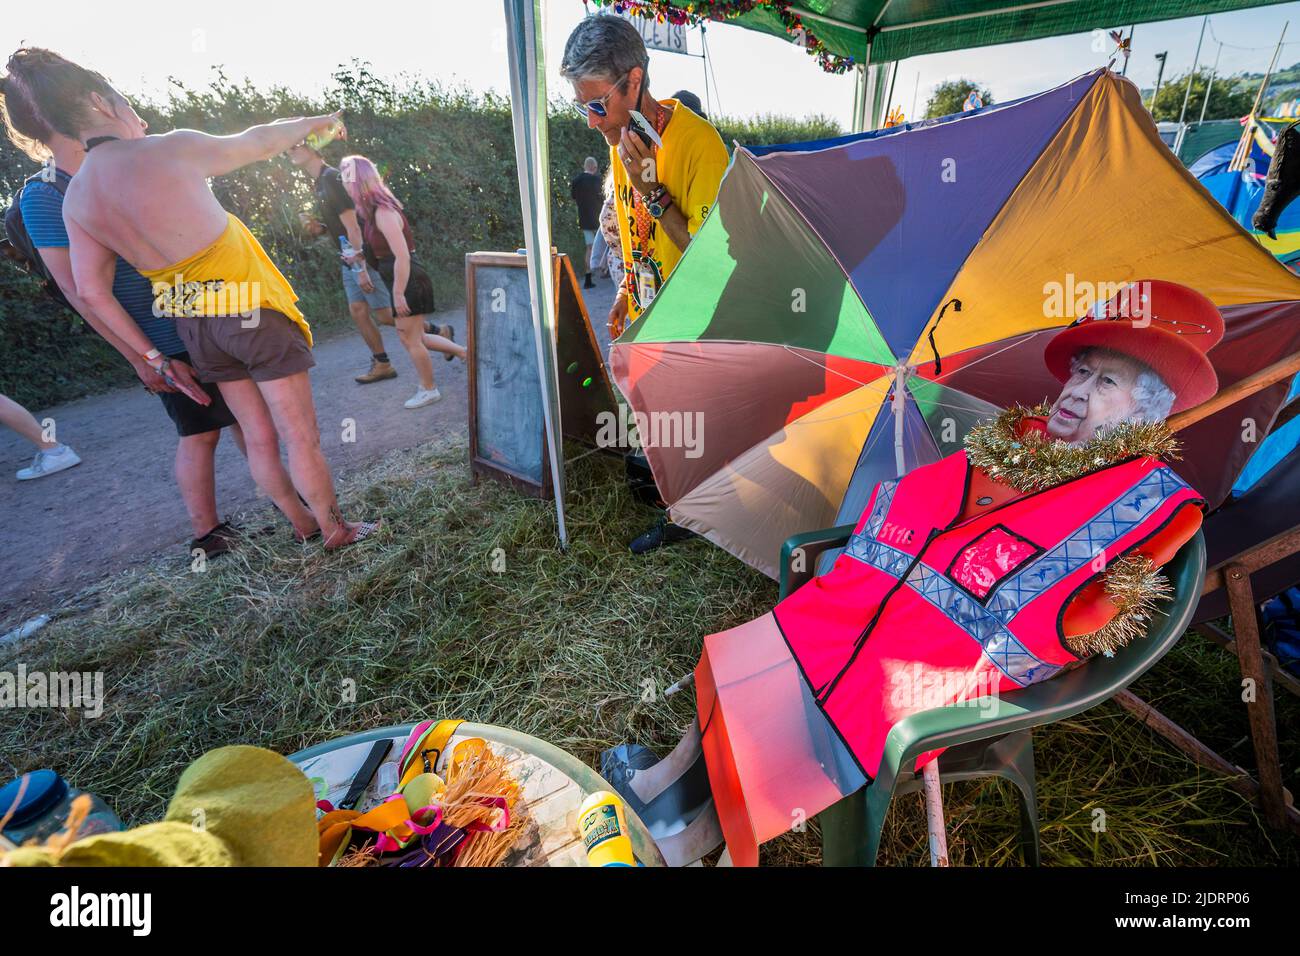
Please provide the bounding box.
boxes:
[775,449,1203,779]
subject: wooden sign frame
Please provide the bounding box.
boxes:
[465,250,620,498]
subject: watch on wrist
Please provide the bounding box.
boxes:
[648,193,673,219]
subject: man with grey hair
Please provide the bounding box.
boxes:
[570,155,603,289]
[561,13,729,555]
[561,13,728,334]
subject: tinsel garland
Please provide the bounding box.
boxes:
[963,403,1180,493]
[1064,553,1173,658]
[588,0,856,74]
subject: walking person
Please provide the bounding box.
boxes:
[0,393,80,481]
[570,156,603,289]
[1,72,248,554]
[8,46,379,548]
[286,141,398,385]
[338,154,465,410]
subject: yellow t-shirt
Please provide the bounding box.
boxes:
[141,213,313,346]
[611,98,730,322]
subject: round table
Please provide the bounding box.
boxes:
[290,722,666,867]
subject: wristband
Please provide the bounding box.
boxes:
[142,348,162,364]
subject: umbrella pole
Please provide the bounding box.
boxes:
[923,761,950,866]
[892,364,909,477]
[893,363,950,865]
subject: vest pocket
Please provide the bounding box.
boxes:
[944,523,1044,603]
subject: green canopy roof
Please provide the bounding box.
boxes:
[620,1,1294,65]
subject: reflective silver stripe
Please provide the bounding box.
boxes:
[985,467,1192,625]
[848,535,1058,687]
[863,478,898,541]
[843,466,1191,686]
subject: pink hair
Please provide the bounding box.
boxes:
[339,154,403,220]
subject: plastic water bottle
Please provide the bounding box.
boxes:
[0,770,123,847]
[577,790,637,866]
[340,236,365,274]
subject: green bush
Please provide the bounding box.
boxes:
[0,62,840,410]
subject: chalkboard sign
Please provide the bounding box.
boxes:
[466,251,620,497]
[466,252,550,495]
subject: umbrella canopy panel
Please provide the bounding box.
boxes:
[612,69,1300,579]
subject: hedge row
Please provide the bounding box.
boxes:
[0,62,841,410]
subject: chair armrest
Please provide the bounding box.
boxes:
[780,524,857,599]
[877,532,1206,785]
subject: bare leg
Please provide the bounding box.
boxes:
[228,422,247,458]
[372,306,395,328]
[174,430,222,537]
[215,378,318,539]
[0,394,59,450]
[255,371,372,547]
[420,330,467,362]
[396,314,436,390]
[348,299,385,354]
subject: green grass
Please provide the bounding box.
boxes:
[3,436,1297,866]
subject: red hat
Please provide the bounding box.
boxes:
[1043,279,1223,414]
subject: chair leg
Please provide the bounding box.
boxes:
[994,732,1041,867]
[819,784,892,867]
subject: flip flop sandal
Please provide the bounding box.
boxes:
[324,520,382,550]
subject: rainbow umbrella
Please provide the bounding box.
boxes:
[611,69,1300,578]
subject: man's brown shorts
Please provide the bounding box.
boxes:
[174,310,315,383]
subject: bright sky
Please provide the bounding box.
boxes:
[4,1,1300,128]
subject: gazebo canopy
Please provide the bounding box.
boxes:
[622,1,1295,64]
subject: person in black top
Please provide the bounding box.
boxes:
[570,156,603,289]
[287,142,398,384]
[671,89,706,120]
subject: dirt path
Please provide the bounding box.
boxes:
[0,275,617,624]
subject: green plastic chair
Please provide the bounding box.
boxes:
[778,525,1207,866]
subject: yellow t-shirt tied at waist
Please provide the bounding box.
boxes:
[141,212,313,347]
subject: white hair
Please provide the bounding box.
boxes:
[1070,347,1175,423]
[584,156,598,172]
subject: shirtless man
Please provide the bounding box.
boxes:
[6,47,377,548]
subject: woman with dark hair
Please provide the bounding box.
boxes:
[1,58,254,553]
[4,46,378,548]
[338,154,465,409]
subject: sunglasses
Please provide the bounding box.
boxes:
[570,70,631,119]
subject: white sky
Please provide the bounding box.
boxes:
[4,1,1300,128]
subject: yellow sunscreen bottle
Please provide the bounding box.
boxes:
[577,790,636,867]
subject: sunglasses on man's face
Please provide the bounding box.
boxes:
[570,72,630,119]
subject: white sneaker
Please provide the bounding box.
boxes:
[17,444,82,481]
[404,388,442,409]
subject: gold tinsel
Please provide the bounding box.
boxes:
[963,404,1180,493]
[1064,553,1174,658]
